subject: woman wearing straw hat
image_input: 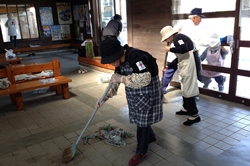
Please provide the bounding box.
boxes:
[160,26,200,126]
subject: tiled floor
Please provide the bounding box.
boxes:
[0,49,250,166]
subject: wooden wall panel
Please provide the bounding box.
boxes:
[128,0,172,75]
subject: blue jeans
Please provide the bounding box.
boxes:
[162,62,177,92]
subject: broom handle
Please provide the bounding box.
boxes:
[162,52,168,80]
[162,43,170,82]
[75,83,113,145]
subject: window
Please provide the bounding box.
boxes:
[100,0,127,45]
[0,4,39,42]
[172,0,236,14]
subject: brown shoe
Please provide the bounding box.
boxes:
[128,153,146,166]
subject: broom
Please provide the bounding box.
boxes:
[161,45,169,103]
[62,83,113,163]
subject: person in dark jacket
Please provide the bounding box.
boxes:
[102,14,123,40]
[160,26,200,126]
[161,8,205,101]
[96,38,163,166]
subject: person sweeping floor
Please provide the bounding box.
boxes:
[95,38,163,166]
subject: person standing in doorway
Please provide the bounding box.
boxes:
[96,38,163,166]
[5,13,18,48]
[160,26,200,126]
[162,8,205,101]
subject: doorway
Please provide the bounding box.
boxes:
[171,0,250,106]
[100,0,127,45]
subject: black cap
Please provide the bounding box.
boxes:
[189,8,205,18]
[100,38,124,64]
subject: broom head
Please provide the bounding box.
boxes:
[62,143,77,163]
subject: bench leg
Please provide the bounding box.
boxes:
[62,83,70,99]
[10,94,17,104]
[50,86,55,91]
[15,92,24,111]
[56,85,62,95]
[50,85,62,95]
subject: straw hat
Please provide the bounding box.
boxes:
[160,26,177,42]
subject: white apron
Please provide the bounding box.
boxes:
[176,50,199,98]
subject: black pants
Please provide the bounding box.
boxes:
[10,36,17,47]
[183,96,199,116]
[136,126,155,154]
[103,35,117,41]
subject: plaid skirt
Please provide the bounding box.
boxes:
[125,75,163,127]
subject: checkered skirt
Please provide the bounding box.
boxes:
[125,76,163,127]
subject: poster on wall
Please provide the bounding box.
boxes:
[73,4,88,21]
[61,25,71,40]
[72,4,90,40]
[73,5,79,21]
[50,25,71,41]
[56,2,73,24]
[86,21,91,35]
[39,7,54,26]
[79,20,84,27]
[84,5,91,35]
[42,26,51,37]
[50,25,62,41]
[74,21,81,40]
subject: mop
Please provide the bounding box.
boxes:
[62,83,113,163]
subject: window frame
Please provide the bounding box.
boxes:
[0,3,39,42]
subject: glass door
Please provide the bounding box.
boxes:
[172,0,250,106]
[232,0,250,105]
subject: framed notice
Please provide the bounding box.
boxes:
[61,25,71,40]
[39,7,54,26]
[51,25,62,41]
[56,2,73,24]
[42,26,51,37]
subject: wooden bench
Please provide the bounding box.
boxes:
[0,59,72,111]
[0,53,22,65]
